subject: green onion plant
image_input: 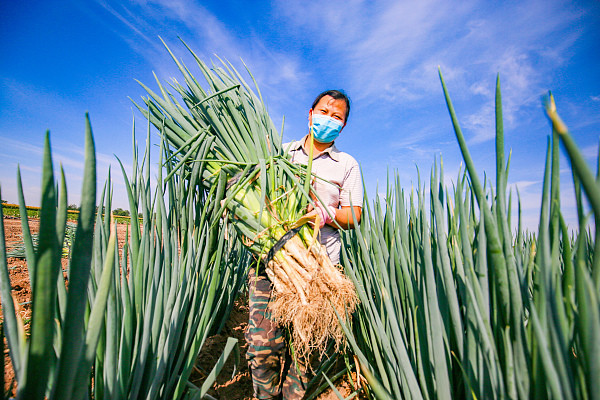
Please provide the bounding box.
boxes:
[339,74,600,400]
[0,114,249,399]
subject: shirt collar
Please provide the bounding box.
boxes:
[291,135,341,162]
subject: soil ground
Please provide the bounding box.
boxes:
[2,217,364,399]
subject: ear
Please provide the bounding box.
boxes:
[308,109,313,126]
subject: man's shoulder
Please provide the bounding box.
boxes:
[330,146,359,167]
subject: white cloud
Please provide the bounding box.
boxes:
[89,0,591,155]
[92,0,308,98]
[470,81,492,97]
[508,180,539,192]
[276,0,583,142]
[0,137,44,158]
[463,102,495,144]
[580,144,600,160]
[95,0,160,51]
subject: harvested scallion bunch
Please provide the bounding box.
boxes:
[135,40,358,358]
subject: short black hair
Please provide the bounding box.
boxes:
[311,90,351,123]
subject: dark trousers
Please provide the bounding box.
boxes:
[245,267,310,399]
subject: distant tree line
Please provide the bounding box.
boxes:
[93,206,141,218]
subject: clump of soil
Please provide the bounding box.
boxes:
[190,298,253,399]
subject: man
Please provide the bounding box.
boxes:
[245,90,362,399]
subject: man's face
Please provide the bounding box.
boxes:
[309,95,348,128]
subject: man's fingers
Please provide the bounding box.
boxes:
[291,210,318,229]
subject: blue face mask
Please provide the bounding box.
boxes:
[310,114,344,143]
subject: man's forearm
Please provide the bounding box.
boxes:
[331,206,362,229]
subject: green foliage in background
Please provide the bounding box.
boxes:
[2,203,131,223]
[7,222,76,259]
[86,123,249,400]
[0,113,249,399]
[0,117,112,400]
[339,75,600,400]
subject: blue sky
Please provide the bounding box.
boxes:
[1,0,599,230]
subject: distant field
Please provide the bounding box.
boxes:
[2,203,133,224]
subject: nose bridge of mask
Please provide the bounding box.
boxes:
[312,114,343,134]
[314,113,342,127]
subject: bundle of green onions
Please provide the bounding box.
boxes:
[135,41,357,358]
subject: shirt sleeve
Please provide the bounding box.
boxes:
[339,159,363,208]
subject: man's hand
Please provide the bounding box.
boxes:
[293,202,332,230]
[316,204,336,228]
[293,200,361,231]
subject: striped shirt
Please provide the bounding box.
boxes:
[286,135,363,264]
